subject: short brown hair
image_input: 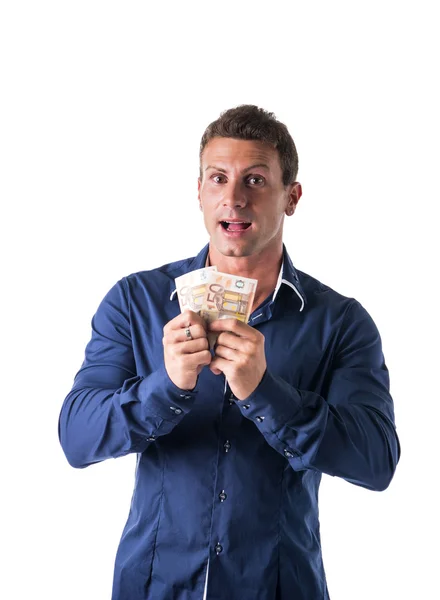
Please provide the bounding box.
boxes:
[199,104,299,187]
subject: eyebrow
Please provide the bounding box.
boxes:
[205,163,270,173]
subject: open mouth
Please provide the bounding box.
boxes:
[220,221,252,231]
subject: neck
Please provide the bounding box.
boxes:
[208,242,284,311]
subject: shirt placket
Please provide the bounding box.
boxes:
[204,304,273,599]
[203,374,237,599]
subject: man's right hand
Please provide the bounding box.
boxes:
[162,310,212,391]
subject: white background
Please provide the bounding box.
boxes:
[1,1,438,598]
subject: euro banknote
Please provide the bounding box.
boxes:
[199,271,257,324]
[174,266,218,313]
[175,267,258,349]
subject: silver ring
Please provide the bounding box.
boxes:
[184,327,193,340]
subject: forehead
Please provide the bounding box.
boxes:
[201,137,281,171]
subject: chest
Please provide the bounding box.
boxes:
[128,290,337,398]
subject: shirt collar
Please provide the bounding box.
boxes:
[170,243,307,312]
[272,244,307,311]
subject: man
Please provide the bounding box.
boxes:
[59,104,400,599]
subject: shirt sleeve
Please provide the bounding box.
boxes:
[236,300,401,491]
[58,278,197,469]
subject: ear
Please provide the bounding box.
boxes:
[198,178,202,210]
[285,182,302,216]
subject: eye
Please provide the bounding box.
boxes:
[211,174,226,184]
[247,176,265,186]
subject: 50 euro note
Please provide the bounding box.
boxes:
[174,267,258,350]
[200,272,258,349]
[174,267,218,313]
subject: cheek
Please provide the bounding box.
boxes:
[259,212,283,233]
[200,203,217,230]
[201,203,215,220]
[201,192,222,215]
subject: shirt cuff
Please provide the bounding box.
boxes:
[234,369,305,468]
[137,362,198,423]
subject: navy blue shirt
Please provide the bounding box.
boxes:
[59,243,400,600]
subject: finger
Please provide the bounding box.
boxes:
[209,355,229,375]
[166,336,209,354]
[172,323,208,343]
[164,310,207,335]
[213,343,236,361]
[208,318,253,337]
[166,346,211,370]
[216,331,246,350]
[181,349,212,371]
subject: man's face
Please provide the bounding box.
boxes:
[198,137,301,258]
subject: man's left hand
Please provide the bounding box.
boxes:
[208,319,267,400]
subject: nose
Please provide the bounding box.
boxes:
[222,181,247,209]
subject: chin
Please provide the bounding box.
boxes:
[221,248,250,257]
[213,237,256,258]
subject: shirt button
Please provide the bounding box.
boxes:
[284,449,294,458]
[242,404,250,410]
[219,490,227,502]
[169,406,182,415]
[256,416,265,423]
[147,436,156,442]
[215,543,223,555]
[224,440,231,453]
[228,393,235,406]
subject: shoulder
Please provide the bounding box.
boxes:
[296,268,380,337]
[296,268,355,313]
